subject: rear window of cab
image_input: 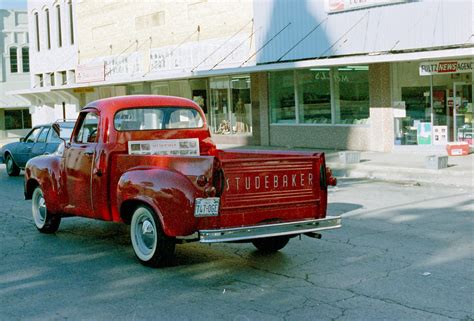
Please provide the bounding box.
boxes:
[114,107,204,131]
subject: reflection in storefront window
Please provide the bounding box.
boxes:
[397,87,432,145]
[297,69,331,124]
[5,109,31,130]
[269,71,295,124]
[334,66,370,125]
[269,66,369,126]
[210,76,252,135]
[232,77,251,133]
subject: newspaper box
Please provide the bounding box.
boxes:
[446,142,469,156]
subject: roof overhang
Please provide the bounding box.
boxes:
[6,46,473,96]
[7,87,79,105]
[193,46,474,77]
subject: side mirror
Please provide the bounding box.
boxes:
[19,137,25,142]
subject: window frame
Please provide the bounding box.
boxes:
[34,12,40,51]
[45,8,51,50]
[21,47,29,72]
[68,1,74,45]
[114,106,205,132]
[269,66,371,127]
[73,112,100,144]
[56,4,62,47]
[37,127,50,143]
[24,127,42,143]
[9,47,18,73]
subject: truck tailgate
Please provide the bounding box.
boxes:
[216,150,328,227]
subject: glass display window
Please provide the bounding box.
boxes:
[269,71,296,124]
[334,66,369,125]
[269,66,369,126]
[297,69,331,124]
[210,76,252,135]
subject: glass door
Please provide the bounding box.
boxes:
[453,82,473,144]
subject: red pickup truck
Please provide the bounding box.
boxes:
[25,95,340,267]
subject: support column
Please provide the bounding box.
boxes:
[369,63,394,152]
[251,72,270,146]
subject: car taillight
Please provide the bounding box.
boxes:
[326,168,337,186]
[212,159,225,196]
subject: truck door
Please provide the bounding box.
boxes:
[63,112,99,218]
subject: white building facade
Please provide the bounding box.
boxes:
[14,0,80,127]
[0,9,32,140]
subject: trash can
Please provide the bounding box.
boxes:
[446,142,469,156]
[425,155,448,170]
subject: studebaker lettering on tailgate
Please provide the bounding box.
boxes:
[24,95,340,268]
[226,173,313,191]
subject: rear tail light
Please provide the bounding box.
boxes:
[212,159,225,196]
[326,168,337,186]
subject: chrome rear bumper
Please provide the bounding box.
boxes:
[199,216,341,243]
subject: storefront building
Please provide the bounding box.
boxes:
[14,0,473,151]
[246,0,473,151]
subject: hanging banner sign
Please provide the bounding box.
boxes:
[326,0,406,13]
[76,63,105,83]
[419,60,473,76]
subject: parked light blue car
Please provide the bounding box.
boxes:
[0,121,75,176]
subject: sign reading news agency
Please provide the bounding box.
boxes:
[419,60,473,76]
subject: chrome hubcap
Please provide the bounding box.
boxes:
[6,157,12,170]
[33,189,47,228]
[132,208,157,260]
[140,219,156,249]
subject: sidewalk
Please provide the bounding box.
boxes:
[217,144,473,188]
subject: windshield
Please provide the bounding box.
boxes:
[114,107,204,131]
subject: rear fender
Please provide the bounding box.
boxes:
[117,168,200,237]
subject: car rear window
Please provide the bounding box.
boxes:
[114,107,204,131]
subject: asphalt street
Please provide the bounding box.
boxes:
[0,164,472,321]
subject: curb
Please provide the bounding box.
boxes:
[328,162,473,188]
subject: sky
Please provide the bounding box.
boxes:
[0,0,27,10]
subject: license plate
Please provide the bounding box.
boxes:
[194,198,220,217]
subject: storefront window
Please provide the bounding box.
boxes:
[397,87,433,145]
[297,69,331,124]
[334,66,369,124]
[210,78,230,134]
[269,66,369,125]
[269,71,295,124]
[453,83,473,144]
[5,109,31,130]
[231,77,251,133]
[210,76,252,135]
[394,60,473,146]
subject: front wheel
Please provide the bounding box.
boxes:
[32,187,61,233]
[252,235,290,253]
[5,154,20,176]
[130,206,175,267]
